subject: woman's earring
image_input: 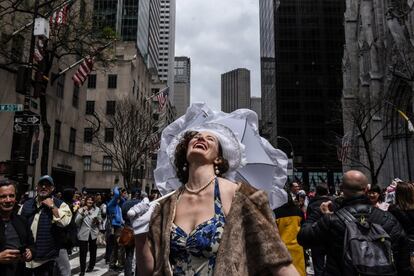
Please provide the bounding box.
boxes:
[183,163,187,172]
[215,165,220,175]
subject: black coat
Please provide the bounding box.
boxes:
[305,195,332,223]
[297,195,405,276]
[0,212,35,276]
[388,205,414,275]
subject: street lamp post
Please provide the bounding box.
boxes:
[276,136,294,176]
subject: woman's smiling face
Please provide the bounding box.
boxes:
[186,131,220,163]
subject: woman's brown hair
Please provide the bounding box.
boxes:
[395,181,414,210]
[174,131,229,184]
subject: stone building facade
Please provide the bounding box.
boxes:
[82,42,173,193]
[342,0,414,185]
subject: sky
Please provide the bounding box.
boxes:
[175,0,261,111]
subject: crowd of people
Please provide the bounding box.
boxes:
[1,117,414,276]
[0,175,160,276]
[274,172,414,276]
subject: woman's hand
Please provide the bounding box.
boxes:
[128,201,150,219]
[131,202,159,235]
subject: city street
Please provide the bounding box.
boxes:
[69,248,128,276]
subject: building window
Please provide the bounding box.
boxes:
[108,74,117,89]
[56,74,65,98]
[11,35,24,61]
[84,128,93,143]
[69,128,76,154]
[72,86,79,108]
[105,128,114,143]
[106,101,116,115]
[85,101,95,115]
[54,120,61,150]
[103,156,112,171]
[87,74,97,89]
[83,156,91,171]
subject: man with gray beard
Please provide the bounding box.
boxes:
[19,175,72,276]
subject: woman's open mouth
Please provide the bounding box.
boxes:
[193,142,207,150]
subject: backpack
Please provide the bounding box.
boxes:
[336,207,397,276]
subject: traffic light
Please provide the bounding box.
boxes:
[16,66,31,95]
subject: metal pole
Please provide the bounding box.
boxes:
[24,0,40,111]
[10,0,40,199]
[11,0,75,37]
[276,135,295,173]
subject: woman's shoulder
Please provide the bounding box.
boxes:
[218,177,239,194]
[220,179,270,207]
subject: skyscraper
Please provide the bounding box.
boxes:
[259,0,278,146]
[93,0,139,41]
[137,0,160,73]
[174,56,191,117]
[250,97,262,121]
[221,68,251,113]
[93,0,162,74]
[158,0,176,99]
[275,0,345,188]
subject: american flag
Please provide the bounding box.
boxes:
[33,37,45,62]
[157,87,169,111]
[148,134,160,152]
[50,5,69,26]
[72,57,94,87]
[337,134,351,163]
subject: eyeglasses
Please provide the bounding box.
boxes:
[37,182,53,187]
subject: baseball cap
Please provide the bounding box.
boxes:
[38,175,54,186]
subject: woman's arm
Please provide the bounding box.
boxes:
[135,233,154,276]
[272,264,300,276]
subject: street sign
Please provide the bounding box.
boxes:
[14,123,23,133]
[0,104,23,112]
[14,113,41,125]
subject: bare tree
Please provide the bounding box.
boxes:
[87,97,158,191]
[0,0,115,175]
[341,92,409,185]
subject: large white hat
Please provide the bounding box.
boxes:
[166,122,247,173]
[154,103,289,209]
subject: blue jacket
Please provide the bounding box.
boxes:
[107,187,126,227]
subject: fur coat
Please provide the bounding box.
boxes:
[148,182,292,275]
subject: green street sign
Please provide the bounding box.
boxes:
[0,104,23,112]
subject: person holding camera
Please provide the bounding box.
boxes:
[19,175,72,276]
[75,195,101,276]
[0,179,35,276]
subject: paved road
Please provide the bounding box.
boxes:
[70,248,129,276]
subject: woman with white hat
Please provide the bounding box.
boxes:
[131,122,298,275]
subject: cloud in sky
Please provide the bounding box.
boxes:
[175,0,261,111]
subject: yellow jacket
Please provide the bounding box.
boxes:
[275,204,306,276]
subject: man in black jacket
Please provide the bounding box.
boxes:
[305,183,331,276]
[0,179,35,276]
[297,170,405,275]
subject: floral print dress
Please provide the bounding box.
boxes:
[170,178,226,275]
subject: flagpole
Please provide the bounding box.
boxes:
[11,0,75,37]
[145,86,168,101]
[50,40,115,83]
